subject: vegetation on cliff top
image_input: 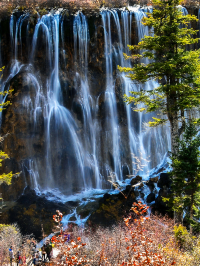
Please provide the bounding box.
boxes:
[0,0,132,15]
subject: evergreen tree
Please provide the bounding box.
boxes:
[164,121,200,233]
[118,0,200,154]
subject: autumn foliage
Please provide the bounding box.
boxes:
[49,203,177,265]
[0,224,36,266]
[0,0,130,11]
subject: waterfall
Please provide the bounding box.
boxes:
[125,7,170,176]
[73,12,101,189]
[28,12,87,194]
[101,10,123,182]
[0,7,171,199]
[101,7,170,178]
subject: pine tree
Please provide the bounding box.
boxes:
[164,121,200,233]
[118,0,200,154]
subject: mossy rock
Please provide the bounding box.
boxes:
[88,189,136,227]
[2,188,70,240]
[38,8,48,16]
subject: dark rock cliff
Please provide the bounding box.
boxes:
[0,5,197,238]
[0,7,139,200]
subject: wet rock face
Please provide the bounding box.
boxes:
[146,172,173,216]
[87,171,173,227]
[0,171,24,201]
[1,187,71,239]
[157,173,172,188]
[88,185,136,227]
[146,192,155,203]
[0,9,138,200]
[131,175,142,186]
[153,173,172,214]
[1,173,172,239]
[0,6,197,202]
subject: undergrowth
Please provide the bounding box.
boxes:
[0,224,36,266]
[47,202,200,265]
[0,0,150,16]
[49,203,179,265]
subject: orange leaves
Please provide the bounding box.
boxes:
[52,210,63,224]
[119,201,174,265]
[131,201,149,217]
[51,235,57,243]
[49,203,177,266]
[50,210,89,266]
[52,234,89,265]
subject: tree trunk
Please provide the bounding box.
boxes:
[167,94,183,224]
[171,116,182,224]
[190,185,194,234]
[170,115,179,155]
[167,94,179,155]
[190,197,193,234]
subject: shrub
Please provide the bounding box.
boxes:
[174,225,190,248]
[0,224,22,266]
[0,224,36,266]
[50,204,176,265]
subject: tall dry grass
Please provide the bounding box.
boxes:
[48,203,200,265]
[0,224,36,266]
[49,203,177,265]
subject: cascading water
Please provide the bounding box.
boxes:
[28,12,88,195]
[128,7,170,175]
[101,7,170,179]
[0,6,171,200]
[101,10,123,182]
[73,12,101,189]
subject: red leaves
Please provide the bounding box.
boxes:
[50,210,89,266]
[131,201,149,217]
[51,235,58,243]
[49,204,176,266]
[52,210,63,223]
[120,201,171,265]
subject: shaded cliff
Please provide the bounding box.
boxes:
[0,4,197,201]
[0,7,145,200]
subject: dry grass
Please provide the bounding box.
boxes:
[0,224,36,266]
[49,203,177,265]
[48,203,200,265]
